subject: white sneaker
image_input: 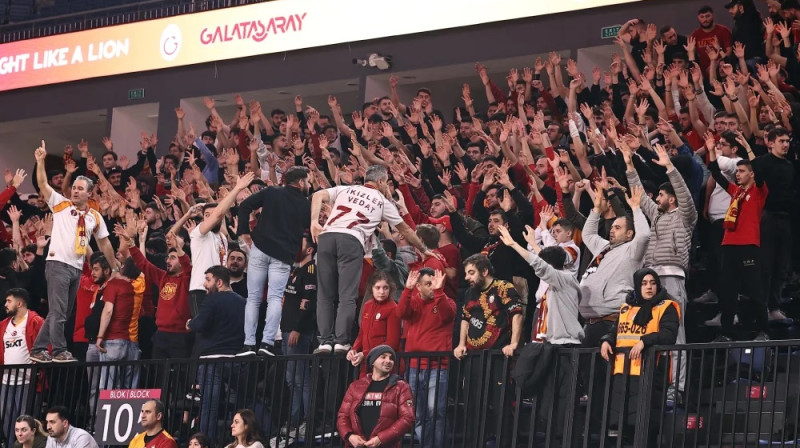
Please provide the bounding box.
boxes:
[769,309,792,322]
[693,290,718,304]
[333,343,352,354]
[313,344,332,355]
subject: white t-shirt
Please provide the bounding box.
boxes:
[708,155,741,222]
[47,191,109,269]
[189,225,228,291]
[3,313,31,385]
[321,185,403,250]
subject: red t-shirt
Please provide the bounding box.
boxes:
[102,278,135,341]
[691,25,732,73]
[722,182,767,247]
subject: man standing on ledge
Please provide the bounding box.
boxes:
[310,165,435,355]
[31,140,118,363]
[236,166,311,358]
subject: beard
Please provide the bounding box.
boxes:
[468,273,486,288]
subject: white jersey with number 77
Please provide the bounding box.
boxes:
[322,185,404,250]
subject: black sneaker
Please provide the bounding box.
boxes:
[713,335,733,343]
[236,345,257,357]
[258,343,276,357]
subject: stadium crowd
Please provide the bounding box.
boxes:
[3,0,800,446]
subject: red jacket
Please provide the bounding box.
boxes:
[0,310,44,364]
[396,288,456,369]
[337,374,415,448]
[352,299,401,357]
[130,247,192,334]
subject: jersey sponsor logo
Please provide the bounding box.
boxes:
[470,317,484,330]
[4,339,22,349]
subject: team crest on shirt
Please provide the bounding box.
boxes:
[376,313,381,320]
[71,210,77,216]
[432,306,438,314]
[489,295,495,304]
[746,194,751,201]
[406,399,413,407]
[11,331,16,336]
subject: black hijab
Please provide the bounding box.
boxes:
[625,268,669,327]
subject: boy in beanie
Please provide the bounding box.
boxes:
[337,345,414,448]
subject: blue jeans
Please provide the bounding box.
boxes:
[407,367,448,448]
[244,246,291,346]
[99,339,141,391]
[282,332,313,424]
[198,360,242,440]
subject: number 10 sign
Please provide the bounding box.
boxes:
[94,389,162,445]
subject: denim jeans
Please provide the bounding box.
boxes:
[244,245,291,346]
[281,332,313,424]
[407,367,448,448]
[33,261,81,354]
[198,360,242,440]
[0,381,30,443]
[86,344,101,414]
[99,339,141,392]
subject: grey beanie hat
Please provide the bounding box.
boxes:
[366,344,396,369]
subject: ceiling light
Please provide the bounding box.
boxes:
[401,75,416,79]
[278,91,290,95]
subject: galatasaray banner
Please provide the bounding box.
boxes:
[0,0,641,92]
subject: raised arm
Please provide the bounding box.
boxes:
[197,172,254,235]
[34,141,53,203]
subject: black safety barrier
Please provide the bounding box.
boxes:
[2,341,800,447]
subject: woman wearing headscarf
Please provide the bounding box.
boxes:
[600,268,680,442]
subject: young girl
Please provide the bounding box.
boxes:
[187,433,212,448]
[346,271,401,375]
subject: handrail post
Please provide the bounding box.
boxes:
[633,348,657,447]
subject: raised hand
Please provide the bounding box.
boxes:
[11,169,27,188]
[496,224,516,247]
[539,203,555,226]
[34,140,47,162]
[7,205,21,223]
[405,270,420,290]
[626,185,644,209]
[653,143,673,168]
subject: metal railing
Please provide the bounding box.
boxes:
[1,341,799,447]
[0,0,271,44]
